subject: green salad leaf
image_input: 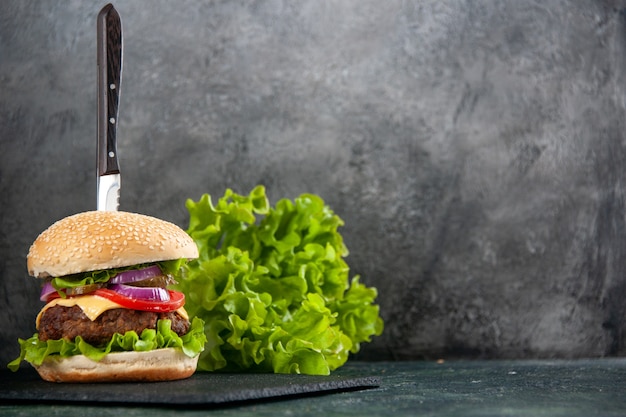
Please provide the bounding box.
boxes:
[8,317,206,371]
[50,259,186,294]
[175,186,383,375]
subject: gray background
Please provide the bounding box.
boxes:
[2,0,626,365]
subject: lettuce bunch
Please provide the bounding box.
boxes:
[175,186,383,375]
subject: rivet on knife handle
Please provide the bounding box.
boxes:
[97,3,122,211]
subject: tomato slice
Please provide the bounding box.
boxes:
[92,288,185,312]
[45,289,185,313]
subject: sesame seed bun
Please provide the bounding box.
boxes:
[33,348,199,383]
[27,211,199,278]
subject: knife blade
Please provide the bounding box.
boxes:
[97,3,122,211]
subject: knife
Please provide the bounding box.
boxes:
[97,3,122,211]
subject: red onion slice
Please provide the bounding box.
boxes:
[40,282,58,302]
[108,283,171,301]
[109,265,162,284]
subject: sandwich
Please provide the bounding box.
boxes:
[8,210,206,382]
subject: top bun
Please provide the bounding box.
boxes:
[27,211,199,278]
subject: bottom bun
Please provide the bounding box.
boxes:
[33,348,199,383]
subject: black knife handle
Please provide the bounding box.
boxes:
[97,4,122,176]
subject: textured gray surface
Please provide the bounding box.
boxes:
[2,360,626,416]
[2,0,626,365]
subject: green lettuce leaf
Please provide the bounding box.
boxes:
[8,317,206,371]
[50,259,187,294]
[175,185,383,375]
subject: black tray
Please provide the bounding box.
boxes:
[0,367,379,407]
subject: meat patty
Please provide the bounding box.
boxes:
[38,305,190,346]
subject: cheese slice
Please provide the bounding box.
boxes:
[36,295,189,329]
